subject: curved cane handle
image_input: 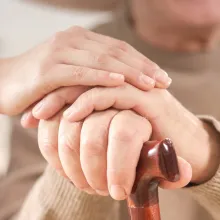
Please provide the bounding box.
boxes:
[127,138,180,220]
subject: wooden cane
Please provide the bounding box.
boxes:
[127,138,180,220]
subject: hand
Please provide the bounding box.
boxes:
[0,26,171,116]
[60,84,220,184]
[38,109,191,200]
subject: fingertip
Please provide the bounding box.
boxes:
[109,185,127,201]
[32,102,58,120]
[21,112,39,128]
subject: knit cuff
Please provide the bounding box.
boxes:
[185,115,220,219]
[198,115,220,133]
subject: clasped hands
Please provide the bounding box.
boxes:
[1,26,217,201]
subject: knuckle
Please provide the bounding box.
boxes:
[82,138,105,157]
[83,87,100,102]
[73,66,86,80]
[59,135,80,155]
[92,53,108,65]
[107,46,122,59]
[49,31,66,49]
[117,40,129,51]
[69,25,85,34]
[111,112,145,142]
[47,92,63,105]
[39,138,58,155]
[111,128,134,143]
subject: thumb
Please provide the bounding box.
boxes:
[159,156,192,189]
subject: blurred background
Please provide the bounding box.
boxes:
[0,0,123,57]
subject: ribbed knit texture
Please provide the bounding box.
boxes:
[16,166,124,220]
[187,115,220,220]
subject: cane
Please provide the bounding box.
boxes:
[127,138,180,220]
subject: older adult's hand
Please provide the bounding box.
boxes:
[61,84,220,185]
[0,26,171,116]
[38,109,192,200]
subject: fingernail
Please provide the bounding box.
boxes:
[96,190,109,196]
[33,101,44,113]
[155,70,172,85]
[139,74,155,87]
[109,73,124,81]
[110,185,126,200]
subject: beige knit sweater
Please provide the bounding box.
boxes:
[1,8,220,220]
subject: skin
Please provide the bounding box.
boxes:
[0,26,171,115]
[17,0,220,200]
[38,108,192,199]
[25,84,218,200]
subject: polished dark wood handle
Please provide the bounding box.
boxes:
[127,138,180,220]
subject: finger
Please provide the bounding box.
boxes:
[67,26,147,62]
[73,38,171,88]
[107,110,152,200]
[86,30,152,63]
[32,86,89,120]
[21,110,39,128]
[38,112,67,178]
[86,30,171,88]
[80,109,119,196]
[63,84,149,122]
[160,157,192,189]
[40,64,124,95]
[58,118,95,194]
[55,49,156,90]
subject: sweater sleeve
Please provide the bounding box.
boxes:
[14,116,220,220]
[14,165,127,220]
[186,115,220,220]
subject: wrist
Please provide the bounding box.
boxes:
[169,113,220,184]
[150,93,220,184]
[193,120,220,184]
[169,112,220,184]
